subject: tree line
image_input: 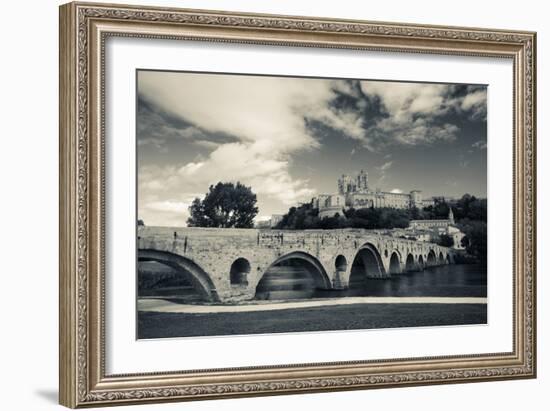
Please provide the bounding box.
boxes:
[274,204,413,231]
[275,194,486,231]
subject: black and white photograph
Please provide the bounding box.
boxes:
[136,70,488,339]
[2,0,543,408]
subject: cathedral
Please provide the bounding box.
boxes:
[312,169,434,218]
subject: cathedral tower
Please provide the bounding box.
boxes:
[448,207,455,224]
[356,169,369,192]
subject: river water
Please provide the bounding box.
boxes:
[139,261,486,303]
[255,263,487,301]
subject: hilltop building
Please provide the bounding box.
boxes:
[309,170,465,249]
[312,169,434,218]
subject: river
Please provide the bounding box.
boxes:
[138,262,487,338]
[255,263,486,300]
[139,261,486,303]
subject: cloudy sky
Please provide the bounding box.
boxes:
[137,70,487,227]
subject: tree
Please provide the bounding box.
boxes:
[457,219,487,260]
[422,198,450,219]
[437,233,454,247]
[274,203,322,230]
[454,194,486,221]
[187,182,258,228]
[319,213,347,229]
[187,198,209,227]
[410,206,421,220]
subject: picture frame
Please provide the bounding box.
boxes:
[59,1,536,408]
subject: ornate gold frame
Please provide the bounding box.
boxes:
[59,1,536,408]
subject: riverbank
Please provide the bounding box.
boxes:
[138,302,487,339]
[138,296,487,314]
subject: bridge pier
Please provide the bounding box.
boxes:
[332,269,347,290]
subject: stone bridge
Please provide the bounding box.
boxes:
[138,226,454,303]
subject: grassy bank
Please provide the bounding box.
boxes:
[138,302,487,339]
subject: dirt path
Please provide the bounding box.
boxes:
[138,296,487,314]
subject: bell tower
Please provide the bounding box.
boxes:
[448,207,455,224]
[357,169,369,192]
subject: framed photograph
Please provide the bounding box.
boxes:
[59,2,536,408]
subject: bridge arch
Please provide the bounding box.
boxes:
[350,243,386,284]
[438,251,445,265]
[418,254,424,269]
[389,251,402,274]
[256,251,332,295]
[138,249,219,302]
[427,250,437,266]
[405,253,416,272]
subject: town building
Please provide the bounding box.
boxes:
[410,207,455,230]
[311,194,345,218]
[407,209,465,249]
[255,214,285,229]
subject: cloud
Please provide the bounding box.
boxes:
[352,81,486,150]
[376,160,393,183]
[139,194,198,227]
[460,89,487,119]
[459,160,470,168]
[362,82,448,117]
[379,161,393,172]
[472,140,487,150]
[458,153,470,168]
[192,140,221,150]
[145,200,190,213]
[139,71,366,154]
[137,96,211,149]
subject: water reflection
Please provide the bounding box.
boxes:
[139,260,487,305]
[138,261,205,304]
[255,265,317,300]
[256,263,487,300]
